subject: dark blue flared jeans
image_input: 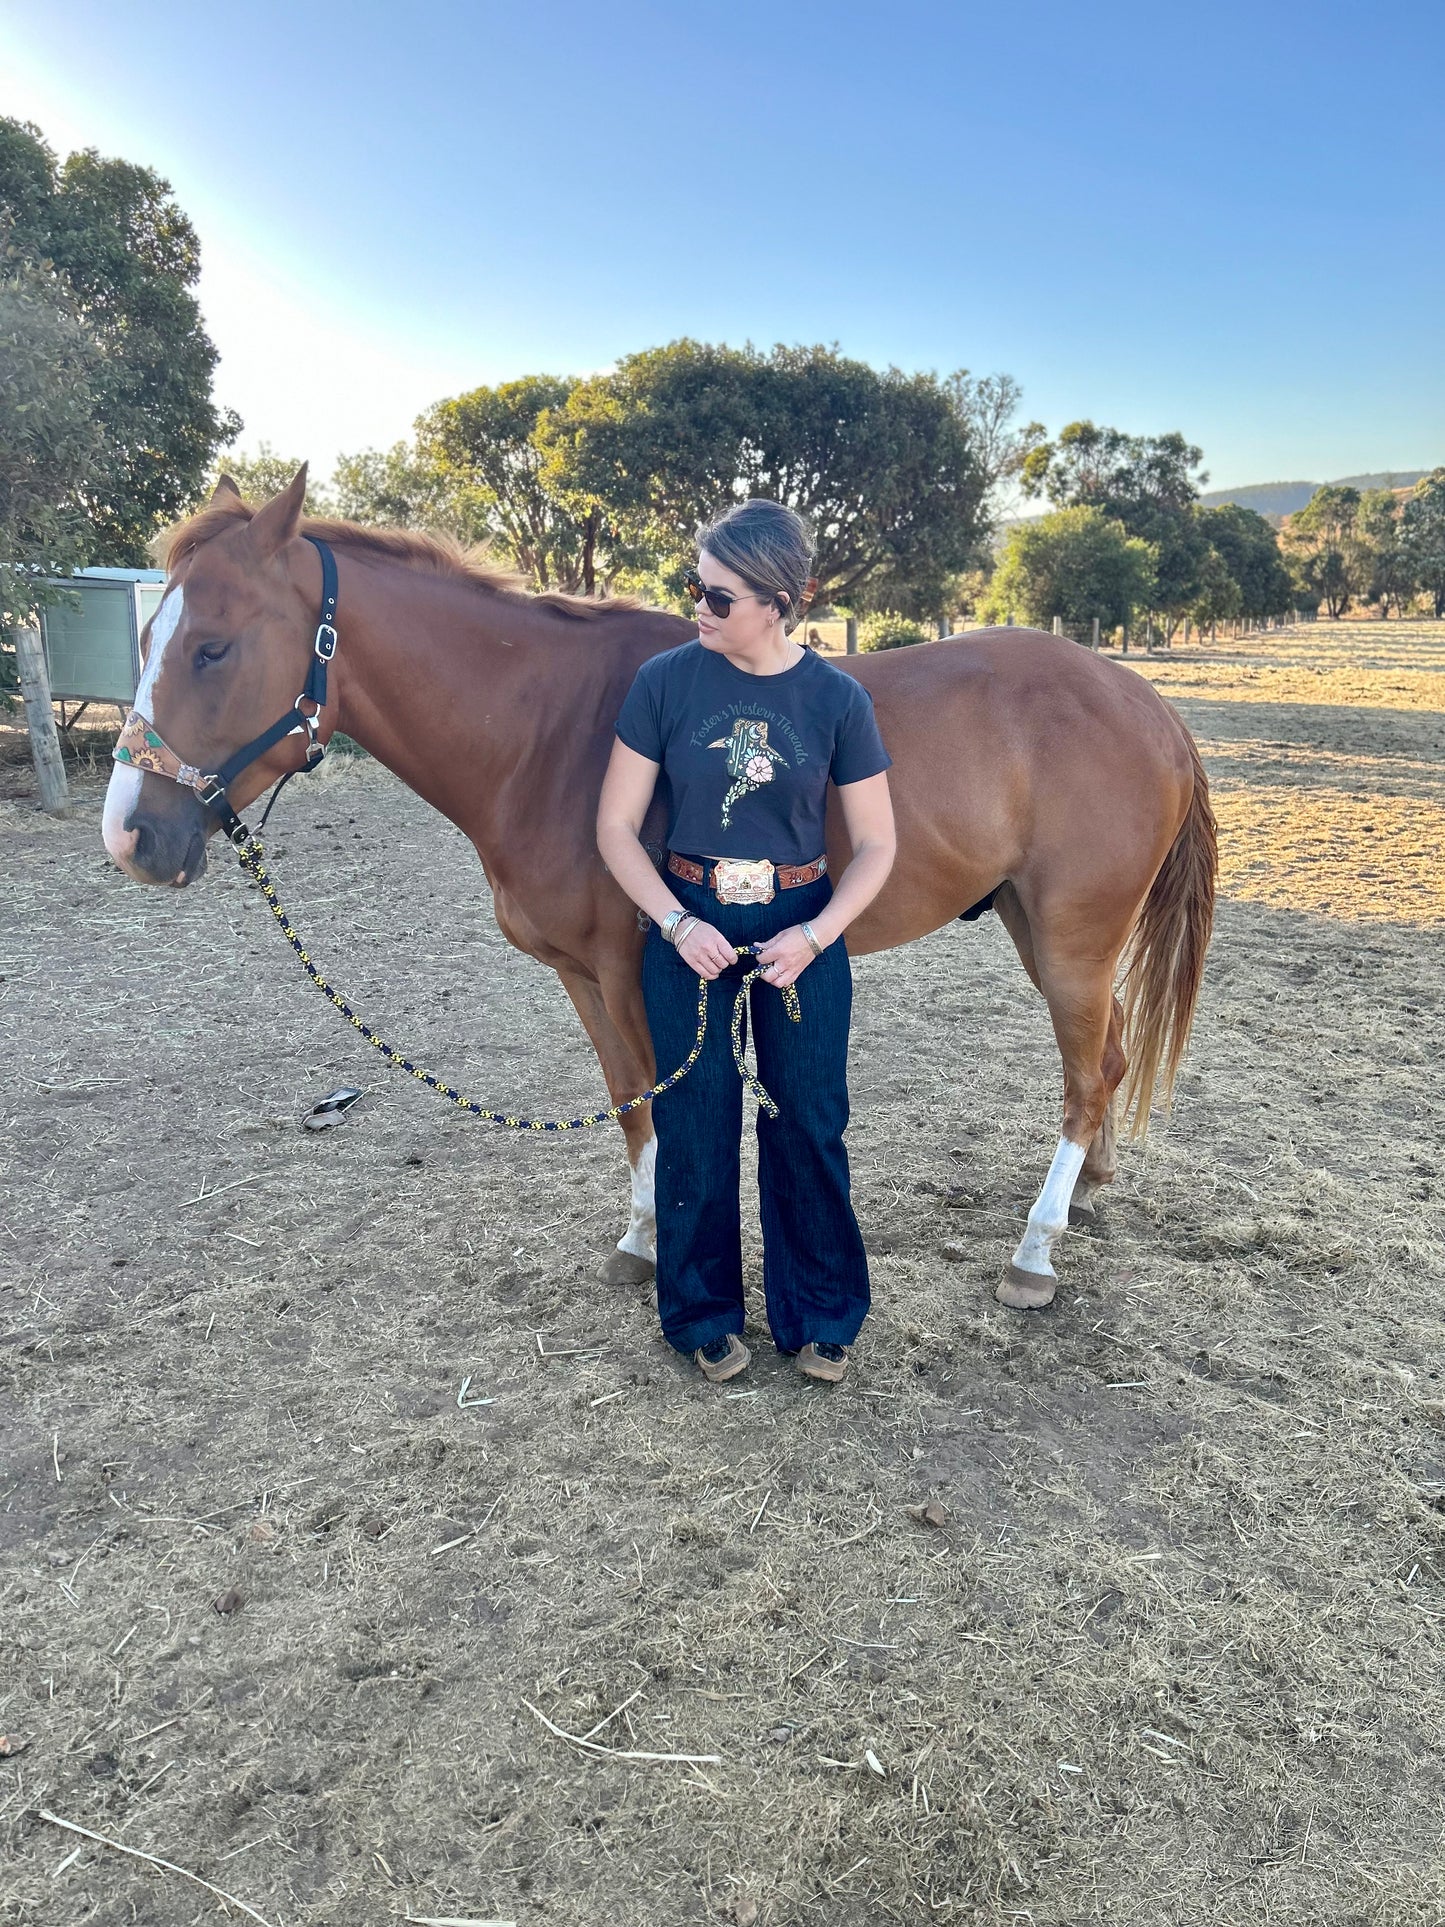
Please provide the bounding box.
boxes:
[641,865,871,1357]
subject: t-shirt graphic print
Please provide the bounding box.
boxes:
[615,639,892,865]
[709,716,789,830]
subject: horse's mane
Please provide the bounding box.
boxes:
[158,495,641,621]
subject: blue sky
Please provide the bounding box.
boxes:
[4,0,1441,489]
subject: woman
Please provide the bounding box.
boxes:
[597,500,896,1385]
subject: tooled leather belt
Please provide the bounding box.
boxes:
[668,851,828,898]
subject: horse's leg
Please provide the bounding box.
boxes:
[993,884,1124,1228]
[555,967,658,1287]
[997,942,1122,1310]
[1071,995,1126,1223]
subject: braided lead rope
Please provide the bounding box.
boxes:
[234,835,801,1129]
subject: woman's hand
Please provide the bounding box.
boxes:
[754,924,820,990]
[676,918,737,981]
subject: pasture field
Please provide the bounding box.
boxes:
[3,620,1444,1926]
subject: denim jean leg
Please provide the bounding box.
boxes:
[749,900,870,1354]
[642,906,747,1354]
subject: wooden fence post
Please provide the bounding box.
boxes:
[1091,617,1100,650]
[845,616,858,656]
[12,622,71,817]
[1051,615,1062,636]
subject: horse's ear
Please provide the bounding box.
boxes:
[210,473,243,505]
[247,465,309,558]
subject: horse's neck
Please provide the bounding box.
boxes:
[330,556,679,866]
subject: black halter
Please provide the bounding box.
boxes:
[198,534,339,843]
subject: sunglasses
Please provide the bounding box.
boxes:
[685,570,780,622]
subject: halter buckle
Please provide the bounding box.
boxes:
[295,699,325,762]
[314,622,338,661]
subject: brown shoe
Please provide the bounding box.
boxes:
[796,1342,848,1384]
[695,1333,751,1383]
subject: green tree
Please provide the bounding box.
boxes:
[538,340,987,615]
[417,376,610,590]
[942,371,1042,530]
[1356,488,1412,615]
[1283,484,1361,617]
[212,444,333,516]
[0,254,102,628]
[1185,541,1242,631]
[1021,421,1208,635]
[0,118,239,564]
[858,612,930,651]
[0,251,106,703]
[331,440,446,529]
[1195,502,1293,621]
[981,506,1155,637]
[1400,468,1445,618]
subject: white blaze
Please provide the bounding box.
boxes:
[616,1132,657,1261]
[102,587,184,864]
[133,585,184,713]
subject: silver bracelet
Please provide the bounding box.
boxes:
[673,915,700,948]
[661,909,685,944]
[800,921,824,958]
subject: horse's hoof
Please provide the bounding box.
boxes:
[602,1249,656,1288]
[996,1262,1057,1310]
[1068,1197,1097,1226]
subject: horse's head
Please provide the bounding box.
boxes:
[102,467,330,886]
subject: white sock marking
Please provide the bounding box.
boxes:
[616,1132,657,1261]
[1011,1136,1088,1278]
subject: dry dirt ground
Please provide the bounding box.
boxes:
[3,620,1444,1927]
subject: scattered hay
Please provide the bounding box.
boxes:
[3,623,1444,1923]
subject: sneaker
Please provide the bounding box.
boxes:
[695,1333,750,1383]
[796,1341,848,1384]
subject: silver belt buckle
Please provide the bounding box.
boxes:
[713,857,775,905]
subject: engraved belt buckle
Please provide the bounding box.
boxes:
[713,857,775,905]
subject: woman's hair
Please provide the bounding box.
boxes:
[695,498,816,633]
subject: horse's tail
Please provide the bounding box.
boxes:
[1118,732,1217,1139]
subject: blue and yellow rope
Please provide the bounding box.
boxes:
[235,835,800,1128]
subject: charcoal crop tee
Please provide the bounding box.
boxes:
[615,640,892,865]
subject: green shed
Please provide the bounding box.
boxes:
[39,568,168,707]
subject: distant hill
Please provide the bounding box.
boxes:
[1202,471,1432,517]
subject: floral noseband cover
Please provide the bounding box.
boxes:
[112,709,206,792]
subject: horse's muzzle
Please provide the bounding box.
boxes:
[108,797,210,887]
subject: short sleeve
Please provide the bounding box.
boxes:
[830,681,892,786]
[615,660,663,762]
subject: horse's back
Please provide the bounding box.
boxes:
[833,628,1199,951]
[844,628,1188,758]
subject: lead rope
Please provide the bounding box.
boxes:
[234,834,801,1128]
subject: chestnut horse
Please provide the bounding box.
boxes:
[102,471,1215,1309]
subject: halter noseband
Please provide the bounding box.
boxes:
[112,534,340,845]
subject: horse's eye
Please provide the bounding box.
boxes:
[196,639,232,667]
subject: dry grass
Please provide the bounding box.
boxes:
[1128,619,1445,924]
[2,620,1444,1924]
